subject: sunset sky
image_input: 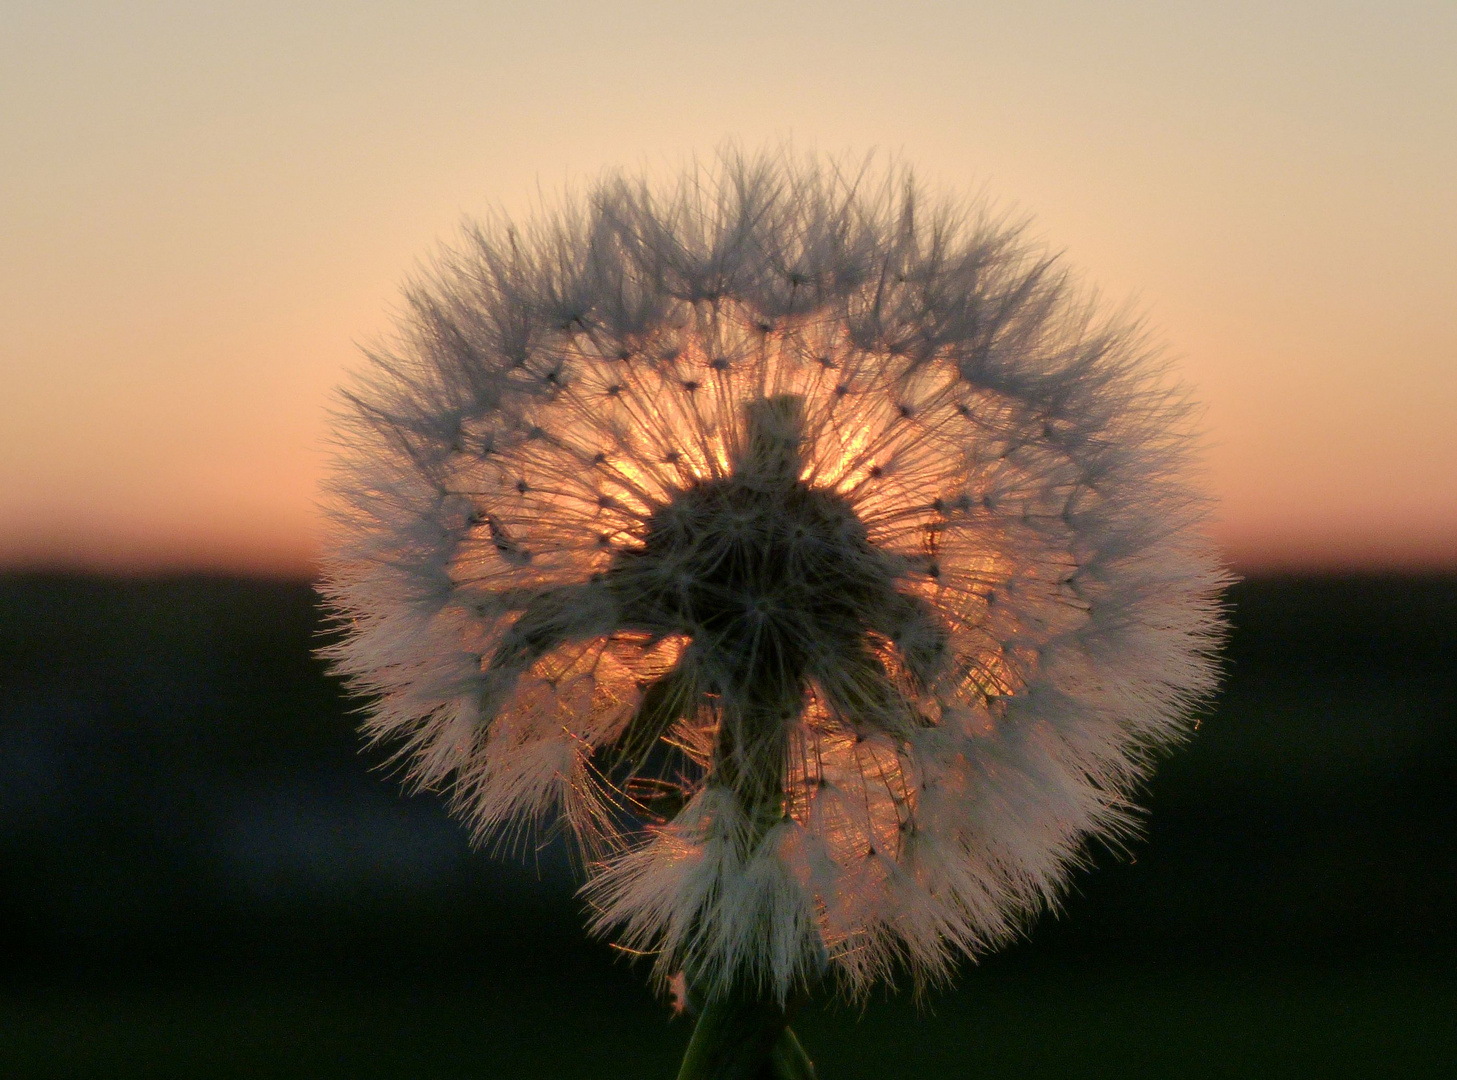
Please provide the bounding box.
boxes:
[3,1,1454,575]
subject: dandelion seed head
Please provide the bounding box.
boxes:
[320,147,1228,1005]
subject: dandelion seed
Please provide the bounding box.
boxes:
[319,148,1227,1075]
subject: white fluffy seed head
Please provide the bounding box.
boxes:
[319,147,1229,1004]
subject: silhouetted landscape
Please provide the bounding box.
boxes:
[2,572,1454,1077]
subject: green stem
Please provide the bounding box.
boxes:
[675,992,816,1080]
[767,1026,817,1079]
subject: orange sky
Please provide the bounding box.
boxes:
[3,2,1454,576]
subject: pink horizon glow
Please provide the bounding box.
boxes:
[3,520,1454,581]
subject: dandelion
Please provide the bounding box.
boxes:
[320,149,1227,1078]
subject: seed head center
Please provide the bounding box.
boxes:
[616,394,885,693]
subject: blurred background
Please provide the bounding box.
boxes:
[2,573,1454,1078]
[3,3,1454,1077]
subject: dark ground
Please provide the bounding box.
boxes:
[1,572,1454,1078]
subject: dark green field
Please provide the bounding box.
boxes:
[2,573,1454,1077]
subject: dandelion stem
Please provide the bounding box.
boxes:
[767,1026,817,1079]
[675,991,816,1080]
[676,661,817,1079]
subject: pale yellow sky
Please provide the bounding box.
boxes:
[3,1,1454,574]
